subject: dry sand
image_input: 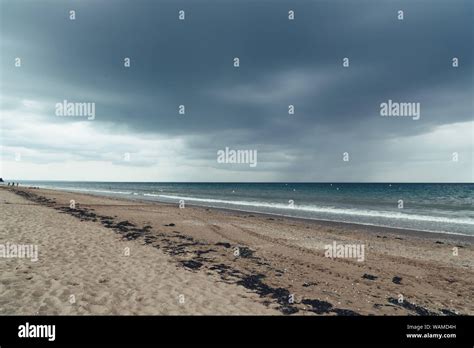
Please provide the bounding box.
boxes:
[0,186,472,315]
[0,188,278,315]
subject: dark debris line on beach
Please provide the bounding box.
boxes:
[10,189,341,315]
[387,297,440,316]
[10,189,303,313]
[8,188,460,316]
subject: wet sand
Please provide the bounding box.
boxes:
[1,186,472,315]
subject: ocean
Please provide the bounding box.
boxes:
[18,181,474,236]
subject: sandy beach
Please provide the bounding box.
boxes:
[0,186,472,315]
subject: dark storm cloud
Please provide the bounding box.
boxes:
[1,0,472,180]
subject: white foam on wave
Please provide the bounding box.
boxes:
[156,194,474,225]
[37,185,132,195]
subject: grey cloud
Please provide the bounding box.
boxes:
[1,0,472,181]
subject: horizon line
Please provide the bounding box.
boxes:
[2,179,473,184]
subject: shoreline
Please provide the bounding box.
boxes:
[1,186,473,315]
[19,185,474,244]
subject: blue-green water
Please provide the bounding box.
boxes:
[16,181,474,236]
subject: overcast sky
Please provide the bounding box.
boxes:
[0,0,472,182]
